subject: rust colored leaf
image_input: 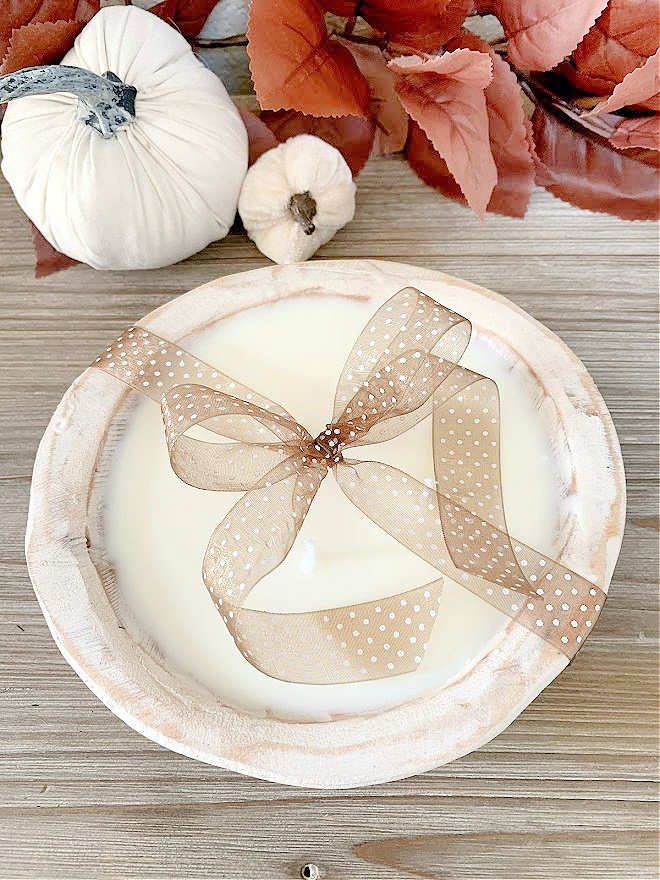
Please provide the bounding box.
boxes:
[237,107,280,164]
[0,21,85,74]
[560,0,660,96]
[450,30,535,216]
[587,49,660,115]
[324,0,449,34]
[0,18,86,73]
[326,0,476,51]
[386,0,476,52]
[609,115,660,150]
[337,39,408,155]
[247,0,370,118]
[495,0,609,71]
[389,49,496,218]
[406,31,535,217]
[0,1,97,59]
[425,0,476,46]
[147,0,217,36]
[532,102,659,220]
[260,108,375,175]
[31,222,79,277]
[405,120,466,204]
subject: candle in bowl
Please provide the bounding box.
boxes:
[27,261,624,787]
[105,292,560,721]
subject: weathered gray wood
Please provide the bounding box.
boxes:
[0,158,658,879]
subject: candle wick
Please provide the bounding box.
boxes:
[298,539,317,575]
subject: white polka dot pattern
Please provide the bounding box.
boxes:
[94,288,606,684]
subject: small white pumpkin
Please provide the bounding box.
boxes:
[0,6,248,270]
[238,134,356,265]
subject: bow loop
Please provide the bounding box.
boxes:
[333,287,471,423]
[162,384,311,492]
[337,348,460,448]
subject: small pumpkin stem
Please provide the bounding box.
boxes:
[289,191,317,235]
[0,65,136,138]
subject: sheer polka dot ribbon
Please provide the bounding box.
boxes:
[93,288,606,684]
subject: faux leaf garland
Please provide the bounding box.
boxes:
[1,0,658,277]
[248,0,660,218]
[240,0,658,221]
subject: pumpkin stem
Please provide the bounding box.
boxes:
[289,191,317,235]
[0,65,136,138]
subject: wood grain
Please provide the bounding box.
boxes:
[0,158,658,878]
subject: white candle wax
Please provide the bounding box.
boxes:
[106,295,559,721]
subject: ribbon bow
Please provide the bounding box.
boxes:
[94,288,605,684]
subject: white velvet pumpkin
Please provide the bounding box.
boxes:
[0,6,248,270]
[238,134,356,265]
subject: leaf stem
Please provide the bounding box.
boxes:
[517,73,620,143]
[192,30,389,50]
[193,35,249,48]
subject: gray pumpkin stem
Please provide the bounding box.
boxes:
[0,65,136,138]
[289,191,317,235]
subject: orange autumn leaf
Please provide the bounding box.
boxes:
[495,0,609,71]
[609,115,660,151]
[324,0,450,40]
[450,30,535,216]
[587,48,660,115]
[237,107,280,165]
[0,1,97,59]
[31,222,79,278]
[326,0,475,51]
[421,0,476,48]
[406,31,535,217]
[260,108,375,175]
[560,0,660,96]
[337,38,408,155]
[384,0,476,53]
[405,121,467,207]
[0,18,86,74]
[246,0,370,118]
[148,0,219,36]
[389,48,496,218]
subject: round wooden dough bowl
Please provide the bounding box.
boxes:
[26,260,625,789]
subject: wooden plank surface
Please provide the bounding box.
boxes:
[0,157,658,880]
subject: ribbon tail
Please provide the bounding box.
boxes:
[93,325,296,421]
[432,365,606,655]
[204,452,444,685]
[335,459,604,658]
[235,580,444,684]
[202,452,324,640]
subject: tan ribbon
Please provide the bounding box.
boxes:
[94,288,605,684]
